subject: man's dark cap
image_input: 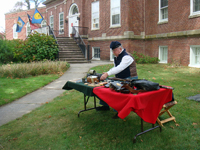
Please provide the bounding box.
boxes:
[110,41,121,50]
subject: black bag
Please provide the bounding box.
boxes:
[131,79,160,91]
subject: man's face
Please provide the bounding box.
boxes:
[112,47,122,57]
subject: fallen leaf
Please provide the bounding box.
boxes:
[48,116,51,118]
[175,123,180,127]
[170,126,174,129]
[13,138,18,140]
[141,139,143,142]
[192,122,197,125]
[79,136,82,139]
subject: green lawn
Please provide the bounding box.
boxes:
[0,64,199,150]
[0,74,61,106]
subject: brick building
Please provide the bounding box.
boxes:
[5,0,200,67]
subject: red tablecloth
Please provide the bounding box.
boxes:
[93,87,172,124]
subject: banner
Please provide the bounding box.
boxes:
[27,14,40,30]
[16,17,25,32]
[31,9,44,24]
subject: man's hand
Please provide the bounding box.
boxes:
[100,72,108,81]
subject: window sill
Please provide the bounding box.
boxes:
[92,58,100,60]
[188,64,200,68]
[189,13,200,19]
[91,28,100,31]
[159,61,167,64]
[157,20,168,25]
[109,25,121,29]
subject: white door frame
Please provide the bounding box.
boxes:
[68,3,79,37]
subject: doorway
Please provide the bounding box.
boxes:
[68,3,79,37]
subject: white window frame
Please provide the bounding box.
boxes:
[91,1,100,30]
[159,46,168,63]
[110,49,114,61]
[59,12,64,34]
[92,47,100,60]
[189,45,200,68]
[158,0,168,23]
[13,24,18,39]
[110,0,121,27]
[50,15,54,30]
[26,22,31,37]
[190,0,200,17]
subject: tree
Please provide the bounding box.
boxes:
[10,0,45,12]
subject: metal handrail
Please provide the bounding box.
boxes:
[72,26,87,57]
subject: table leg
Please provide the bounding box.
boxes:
[78,95,100,117]
[133,119,162,143]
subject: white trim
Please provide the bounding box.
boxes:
[13,24,18,39]
[110,49,114,61]
[189,0,200,17]
[91,1,100,30]
[59,12,64,34]
[189,45,200,68]
[159,46,168,63]
[50,15,54,30]
[158,0,168,23]
[110,0,121,27]
[26,22,31,37]
[92,47,100,60]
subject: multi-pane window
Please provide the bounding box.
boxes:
[159,46,168,63]
[50,16,54,30]
[13,24,18,39]
[193,0,200,12]
[92,1,99,29]
[111,0,120,26]
[190,46,200,67]
[93,47,100,60]
[190,0,200,16]
[26,22,31,36]
[59,12,64,34]
[159,0,168,22]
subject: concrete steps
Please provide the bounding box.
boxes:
[56,37,90,63]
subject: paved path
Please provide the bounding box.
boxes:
[0,61,112,126]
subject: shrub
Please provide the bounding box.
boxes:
[13,32,59,62]
[132,51,159,64]
[0,39,15,63]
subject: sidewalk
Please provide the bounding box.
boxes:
[0,61,113,126]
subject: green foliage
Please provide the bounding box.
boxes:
[132,51,159,64]
[13,32,59,62]
[0,39,17,63]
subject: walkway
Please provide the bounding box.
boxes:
[0,61,112,126]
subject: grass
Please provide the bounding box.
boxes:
[0,75,61,106]
[0,64,199,149]
[0,61,70,106]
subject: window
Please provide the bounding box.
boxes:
[159,0,168,23]
[50,15,54,30]
[189,46,200,68]
[92,47,100,60]
[190,0,200,16]
[59,12,64,34]
[110,0,120,27]
[110,49,114,61]
[13,24,18,39]
[159,46,168,63]
[26,22,31,37]
[92,1,99,29]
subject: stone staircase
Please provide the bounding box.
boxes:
[56,37,90,63]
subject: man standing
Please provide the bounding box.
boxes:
[98,41,138,118]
